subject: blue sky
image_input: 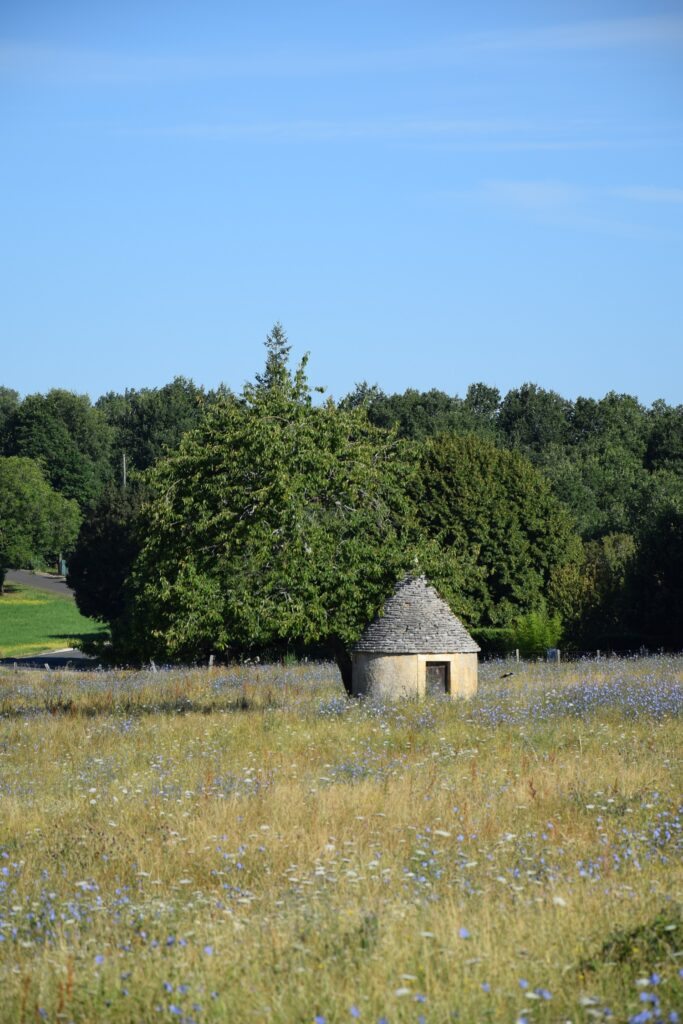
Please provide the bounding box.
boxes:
[1,0,682,405]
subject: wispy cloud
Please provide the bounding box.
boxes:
[476,15,683,52]
[158,118,669,153]
[165,117,543,144]
[442,178,683,243]
[478,180,584,210]
[458,180,683,212]
[612,186,683,204]
[2,14,683,86]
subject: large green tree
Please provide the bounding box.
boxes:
[67,481,148,624]
[115,327,474,689]
[0,456,81,590]
[498,383,571,457]
[97,376,217,475]
[0,387,19,442]
[414,434,580,627]
[2,390,113,507]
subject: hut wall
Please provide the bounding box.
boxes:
[352,653,419,698]
[352,652,478,699]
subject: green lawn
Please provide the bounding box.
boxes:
[0,582,107,657]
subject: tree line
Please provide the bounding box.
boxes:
[1,325,681,668]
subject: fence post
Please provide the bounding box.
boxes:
[515,648,520,663]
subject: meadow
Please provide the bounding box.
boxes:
[0,657,681,1024]
[0,584,106,659]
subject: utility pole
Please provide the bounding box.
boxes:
[122,451,127,490]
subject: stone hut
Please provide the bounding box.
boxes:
[352,575,480,699]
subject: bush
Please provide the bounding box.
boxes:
[511,608,562,658]
[470,627,516,657]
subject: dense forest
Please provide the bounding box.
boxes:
[1,326,681,666]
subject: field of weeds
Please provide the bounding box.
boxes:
[0,657,681,1024]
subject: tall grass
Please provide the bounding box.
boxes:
[0,657,681,1023]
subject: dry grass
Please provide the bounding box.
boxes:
[0,657,681,1023]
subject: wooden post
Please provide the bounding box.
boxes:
[515,648,520,663]
[208,654,214,668]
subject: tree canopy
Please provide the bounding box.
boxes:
[2,390,113,508]
[414,433,580,626]
[0,456,81,590]
[112,327,474,687]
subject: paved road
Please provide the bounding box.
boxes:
[0,648,100,670]
[4,569,74,598]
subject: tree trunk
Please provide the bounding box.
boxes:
[328,637,353,697]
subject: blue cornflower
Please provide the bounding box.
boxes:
[518,979,529,989]
[204,945,214,955]
[314,1016,326,1024]
[169,1006,182,1016]
[481,982,490,993]
[350,1008,361,1018]
[458,927,470,939]
[535,988,552,1001]
[163,982,173,993]
[94,954,104,965]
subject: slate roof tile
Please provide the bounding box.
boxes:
[354,575,480,654]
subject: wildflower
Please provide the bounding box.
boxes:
[628,1012,652,1024]
[535,988,552,1001]
[481,982,490,993]
[350,1008,361,1018]
[94,954,104,965]
[169,1007,182,1016]
[314,1016,326,1024]
[458,927,470,939]
[518,979,529,989]
[163,982,173,993]
[204,945,214,955]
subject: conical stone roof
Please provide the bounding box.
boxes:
[353,575,480,655]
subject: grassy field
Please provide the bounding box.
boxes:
[0,583,106,658]
[0,657,681,1023]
